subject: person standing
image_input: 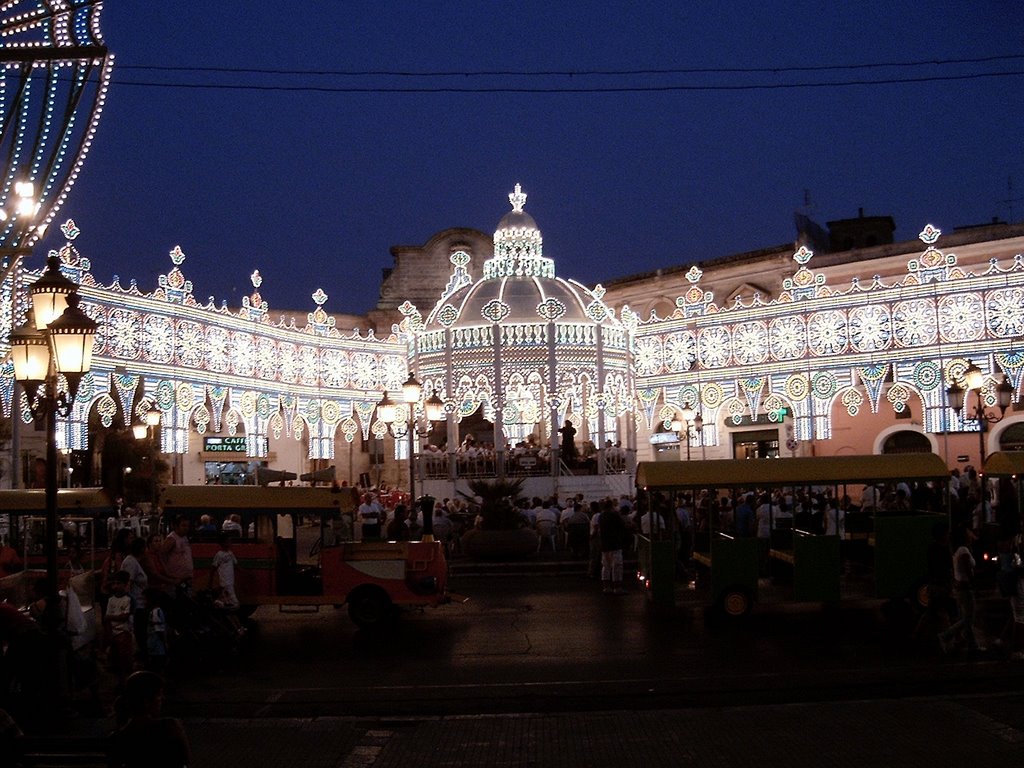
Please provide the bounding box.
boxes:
[386,504,411,541]
[598,499,628,594]
[159,516,194,594]
[558,419,578,466]
[432,504,454,554]
[564,502,591,560]
[121,538,150,663]
[358,493,384,541]
[144,589,168,675]
[210,534,245,636]
[535,501,559,554]
[755,494,776,575]
[104,571,134,692]
[938,526,982,656]
[734,494,755,538]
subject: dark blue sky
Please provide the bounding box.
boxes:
[53,2,1024,316]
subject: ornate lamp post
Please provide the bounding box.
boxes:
[132,403,162,440]
[10,254,97,596]
[377,373,444,537]
[946,359,1014,464]
[131,403,162,515]
[670,402,703,461]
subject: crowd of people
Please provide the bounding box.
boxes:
[3,462,1024,765]
[419,433,629,479]
[355,489,647,595]
[638,468,1024,660]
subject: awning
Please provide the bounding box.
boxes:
[982,451,1024,477]
[636,453,950,490]
[159,485,353,515]
[0,488,113,514]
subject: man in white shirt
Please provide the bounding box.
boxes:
[358,493,384,540]
[535,501,559,553]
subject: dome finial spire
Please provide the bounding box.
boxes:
[509,183,527,213]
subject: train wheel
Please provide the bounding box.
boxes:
[911,581,930,611]
[720,588,752,618]
[347,587,393,628]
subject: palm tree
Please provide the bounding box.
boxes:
[459,478,526,530]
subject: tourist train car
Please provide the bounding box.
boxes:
[980,451,1024,506]
[635,453,949,617]
[979,451,1024,567]
[0,488,113,571]
[158,485,455,627]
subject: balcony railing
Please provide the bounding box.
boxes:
[416,450,633,481]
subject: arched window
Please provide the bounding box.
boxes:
[881,430,932,454]
[998,422,1024,452]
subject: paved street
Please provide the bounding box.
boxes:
[33,570,1024,766]
[182,695,1024,768]
[165,570,1023,718]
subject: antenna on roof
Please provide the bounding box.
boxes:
[998,176,1020,223]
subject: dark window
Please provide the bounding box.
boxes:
[362,436,385,465]
[881,431,931,454]
[998,422,1024,452]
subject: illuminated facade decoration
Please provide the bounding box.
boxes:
[0,1,112,393]
[0,223,406,474]
[405,184,635,473]
[623,223,1024,463]
[4,179,1024,489]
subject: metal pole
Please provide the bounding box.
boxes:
[408,418,416,503]
[685,424,691,461]
[44,375,59,597]
[976,394,987,465]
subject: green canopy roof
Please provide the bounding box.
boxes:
[981,451,1024,477]
[636,453,949,491]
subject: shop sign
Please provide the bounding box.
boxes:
[203,436,247,453]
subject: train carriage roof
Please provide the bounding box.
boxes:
[158,485,355,515]
[636,453,949,491]
[0,488,113,514]
[981,451,1024,478]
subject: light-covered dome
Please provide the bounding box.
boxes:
[409,183,634,459]
[425,183,615,330]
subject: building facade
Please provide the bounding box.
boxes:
[3,194,1023,496]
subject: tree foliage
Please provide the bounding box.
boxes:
[459,477,526,531]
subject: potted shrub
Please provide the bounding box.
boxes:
[459,478,539,560]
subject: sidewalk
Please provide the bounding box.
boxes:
[33,694,1024,768]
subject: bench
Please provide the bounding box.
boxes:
[768,548,795,565]
[691,551,712,568]
[15,735,110,768]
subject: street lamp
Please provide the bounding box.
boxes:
[132,402,162,440]
[10,254,97,597]
[130,403,162,515]
[376,373,444,538]
[670,402,703,461]
[946,359,1015,463]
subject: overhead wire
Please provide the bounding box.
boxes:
[105,70,1024,94]
[114,53,1024,78]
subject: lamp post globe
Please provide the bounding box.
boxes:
[29,254,77,330]
[11,284,97,597]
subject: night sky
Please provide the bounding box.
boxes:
[49,2,1024,317]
